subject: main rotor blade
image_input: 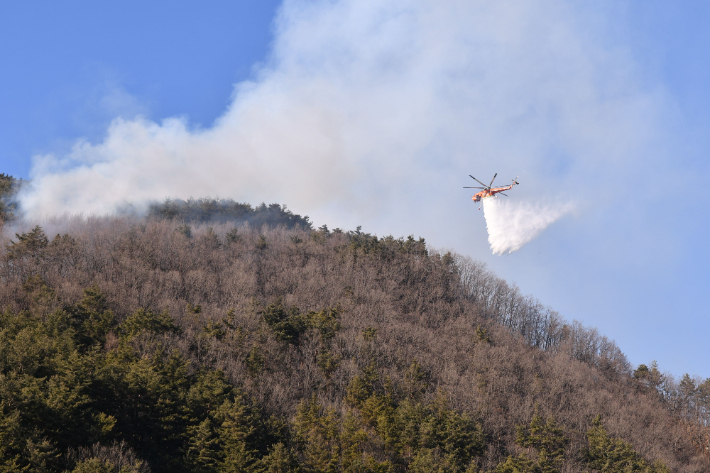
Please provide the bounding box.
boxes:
[499,193,509,197]
[463,186,485,189]
[488,173,497,187]
[469,175,489,187]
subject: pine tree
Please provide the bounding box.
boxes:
[70,285,116,347]
[185,418,220,473]
[0,408,24,473]
[293,395,341,473]
[215,395,261,472]
[515,410,566,473]
[261,442,299,473]
[26,437,60,473]
[494,454,537,473]
[6,226,49,259]
[583,415,669,473]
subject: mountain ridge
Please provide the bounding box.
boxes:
[0,197,707,472]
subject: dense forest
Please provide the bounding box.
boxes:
[0,191,708,471]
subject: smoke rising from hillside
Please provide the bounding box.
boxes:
[18,0,658,238]
[482,197,575,254]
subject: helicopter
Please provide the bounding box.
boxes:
[464,173,519,209]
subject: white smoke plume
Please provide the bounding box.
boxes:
[482,197,575,255]
[17,0,659,238]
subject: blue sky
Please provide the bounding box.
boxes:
[1,1,709,379]
[0,0,280,176]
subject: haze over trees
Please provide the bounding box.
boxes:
[0,173,22,221]
[0,188,708,471]
[147,198,312,229]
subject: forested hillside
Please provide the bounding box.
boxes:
[0,213,708,472]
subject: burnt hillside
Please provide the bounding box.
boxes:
[0,217,707,472]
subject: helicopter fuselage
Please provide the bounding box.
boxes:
[471,183,516,202]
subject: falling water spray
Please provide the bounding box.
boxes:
[481,197,574,254]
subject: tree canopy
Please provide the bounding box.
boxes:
[0,205,705,471]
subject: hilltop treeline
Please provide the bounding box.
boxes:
[0,218,708,472]
[147,198,312,229]
[0,173,22,221]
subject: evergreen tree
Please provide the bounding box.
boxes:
[515,410,566,473]
[214,395,262,472]
[583,416,670,473]
[6,225,49,259]
[261,443,300,473]
[293,395,341,473]
[494,409,567,473]
[185,419,220,473]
